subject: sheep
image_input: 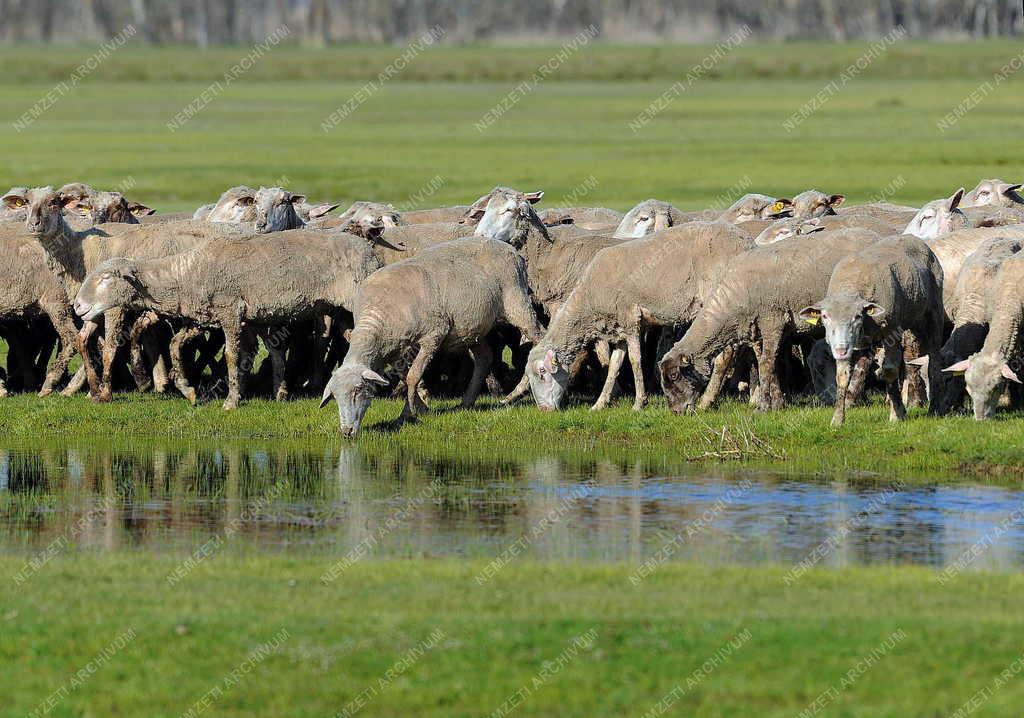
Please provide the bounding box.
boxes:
[904,188,969,239]
[73,229,382,409]
[318,238,544,436]
[524,221,754,411]
[961,179,1024,208]
[198,185,337,225]
[719,193,794,223]
[752,212,909,245]
[926,225,1024,310]
[612,199,684,238]
[330,201,404,234]
[21,186,252,400]
[0,227,84,397]
[659,227,883,414]
[790,190,845,219]
[911,236,1024,414]
[799,235,945,426]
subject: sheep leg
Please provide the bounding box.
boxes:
[592,343,626,411]
[221,320,245,411]
[129,312,158,392]
[39,301,81,397]
[625,323,647,411]
[831,358,853,428]
[879,340,907,422]
[754,328,785,411]
[259,327,290,401]
[461,342,493,408]
[698,345,737,411]
[311,313,333,391]
[503,287,545,345]
[502,373,531,405]
[401,335,442,420]
[901,331,927,409]
[76,321,102,399]
[169,326,202,405]
[62,367,88,397]
[97,308,126,402]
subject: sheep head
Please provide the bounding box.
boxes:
[791,190,845,219]
[720,193,794,223]
[800,293,885,363]
[74,257,143,322]
[207,186,257,223]
[613,199,678,238]
[904,188,969,240]
[254,186,307,233]
[961,179,1024,208]
[319,364,390,437]
[525,346,570,411]
[942,353,1022,421]
[473,187,544,247]
[659,352,710,414]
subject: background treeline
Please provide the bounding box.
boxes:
[0,0,1022,45]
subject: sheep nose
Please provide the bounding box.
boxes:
[833,345,850,359]
[73,299,89,317]
[340,426,355,438]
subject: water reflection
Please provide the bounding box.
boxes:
[1,443,1023,571]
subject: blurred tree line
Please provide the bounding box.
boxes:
[0,0,1021,44]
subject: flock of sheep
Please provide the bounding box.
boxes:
[2,177,1024,435]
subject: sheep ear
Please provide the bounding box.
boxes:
[318,381,335,409]
[543,349,557,373]
[907,356,929,368]
[999,183,1023,197]
[524,191,544,204]
[1001,364,1022,384]
[828,194,846,208]
[236,195,255,207]
[949,188,965,211]
[361,369,389,387]
[799,305,822,325]
[462,207,487,223]
[942,359,971,375]
[307,203,338,219]
[288,194,308,206]
[2,193,26,210]
[863,302,886,319]
[128,202,155,217]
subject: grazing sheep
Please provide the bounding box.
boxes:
[799,235,945,426]
[961,179,1024,208]
[612,199,684,238]
[660,227,882,414]
[331,201,404,234]
[525,221,753,411]
[319,238,544,436]
[73,230,382,409]
[791,190,845,219]
[913,236,1024,413]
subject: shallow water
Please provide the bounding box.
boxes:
[1,442,1022,571]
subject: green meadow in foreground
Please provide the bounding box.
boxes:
[1,556,1023,717]
[1,393,1023,482]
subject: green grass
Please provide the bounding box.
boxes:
[2,556,1023,717]
[1,393,1023,482]
[1,43,1022,213]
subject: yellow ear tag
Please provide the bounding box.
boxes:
[772,201,785,212]
[805,316,819,325]
[78,207,91,217]
[15,198,25,207]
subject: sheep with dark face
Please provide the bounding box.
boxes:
[961,179,1024,208]
[319,238,544,436]
[800,235,945,426]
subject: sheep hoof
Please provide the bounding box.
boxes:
[222,399,238,411]
[37,387,52,398]
[183,388,197,406]
[590,401,607,411]
[275,389,289,402]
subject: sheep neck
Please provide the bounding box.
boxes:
[344,308,396,373]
